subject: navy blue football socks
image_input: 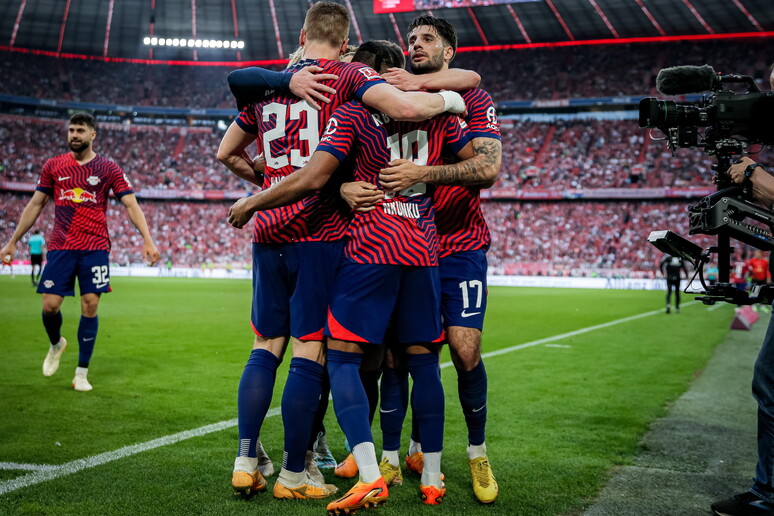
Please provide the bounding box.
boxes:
[77,315,98,368]
[309,372,331,450]
[407,352,445,453]
[281,357,324,472]
[359,368,381,425]
[41,310,62,345]
[379,366,409,452]
[458,360,488,446]
[327,349,373,450]
[237,348,280,458]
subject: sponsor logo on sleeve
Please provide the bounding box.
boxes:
[358,67,381,80]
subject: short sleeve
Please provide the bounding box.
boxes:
[317,105,360,162]
[109,162,134,198]
[463,89,501,141]
[235,103,259,135]
[35,159,55,195]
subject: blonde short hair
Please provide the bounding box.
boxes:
[303,2,350,48]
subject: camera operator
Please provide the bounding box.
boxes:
[711,66,774,516]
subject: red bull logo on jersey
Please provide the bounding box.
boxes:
[59,188,97,203]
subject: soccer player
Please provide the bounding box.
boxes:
[227,38,474,511]
[373,15,503,504]
[0,113,159,391]
[216,1,467,501]
[28,229,46,286]
[660,254,688,314]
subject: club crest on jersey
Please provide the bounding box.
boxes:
[43,280,54,288]
[321,118,339,142]
[486,106,500,132]
[87,175,100,185]
[358,67,381,80]
[59,188,97,203]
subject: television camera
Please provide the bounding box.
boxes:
[640,65,774,305]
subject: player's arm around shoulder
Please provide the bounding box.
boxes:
[120,193,160,265]
[382,67,481,92]
[361,83,465,122]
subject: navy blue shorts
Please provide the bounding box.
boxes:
[37,250,111,297]
[440,249,488,330]
[325,259,443,345]
[251,241,343,340]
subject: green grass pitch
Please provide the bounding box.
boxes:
[0,276,733,515]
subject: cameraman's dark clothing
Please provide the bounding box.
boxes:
[752,307,774,502]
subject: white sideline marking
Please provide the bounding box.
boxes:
[0,407,280,496]
[708,303,726,311]
[545,344,572,348]
[0,462,58,472]
[0,302,701,495]
[440,301,699,369]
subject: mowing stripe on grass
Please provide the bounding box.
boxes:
[0,302,698,496]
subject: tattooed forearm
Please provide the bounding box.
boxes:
[423,137,502,187]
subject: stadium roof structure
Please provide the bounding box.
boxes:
[0,0,771,65]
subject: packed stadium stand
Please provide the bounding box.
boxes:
[1,37,772,278]
[1,40,770,107]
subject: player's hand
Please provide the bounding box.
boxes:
[228,196,257,228]
[289,66,339,110]
[340,181,384,213]
[0,242,16,265]
[379,159,424,192]
[382,68,422,91]
[727,156,757,184]
[143,242,161,266]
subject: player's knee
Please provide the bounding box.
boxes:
[452,348,480,372]
[291,338,325,364]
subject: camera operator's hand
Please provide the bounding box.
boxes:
[727,156,761,184]
[726,157,774,210]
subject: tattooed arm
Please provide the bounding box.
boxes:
[379,136,502,192]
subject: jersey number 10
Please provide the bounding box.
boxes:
[385,129,428,199]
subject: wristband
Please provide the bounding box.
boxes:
[437,90,466,114]
[744,162,759,179]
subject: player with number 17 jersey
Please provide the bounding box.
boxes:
[234,58,385,244]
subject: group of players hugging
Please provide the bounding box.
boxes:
[217,2,504,514]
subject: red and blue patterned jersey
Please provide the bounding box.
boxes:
[433,87,501,258]
[35,153,134,251]
[235,58,385,243]
[318,101,471,266]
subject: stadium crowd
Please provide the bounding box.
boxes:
[3,191,729,278]
[10,115,771,193]
[0,116,256,192]
[0,39,769,107]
